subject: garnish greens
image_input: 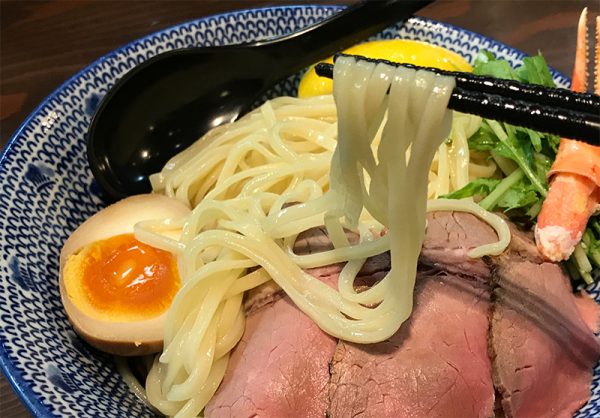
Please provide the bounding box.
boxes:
[444,50,600,284]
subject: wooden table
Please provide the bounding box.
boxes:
[1,0,598,416]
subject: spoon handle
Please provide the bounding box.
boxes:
[265,0,435,75]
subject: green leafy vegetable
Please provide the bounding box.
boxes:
[487,120,547,196]
[477,169,523,210]
[445,49,600,285]
[468,122,498,152]
[443,178,500,200]
[516,54,556,88]
[448,51,560,218]
[473,51,518,80]
[495,177,540,212]
[474,51,556,87]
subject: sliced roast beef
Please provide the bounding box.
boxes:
[425,212,600,418]
[293,226,338,254]
[328,271,495,418]
[329,212,600,418]
[207,228,389,418]
[490,260,600,418]
[293,226,360,255]
[204,294,337,418]
[575,291,600,333]
[207,211,600,418]
[421,211,498,278]
[296,226,390,289]
[243,280,283,315]
[327,212,499,418]
[421,211,544,277]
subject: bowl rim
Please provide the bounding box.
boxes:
[0,4,569,418]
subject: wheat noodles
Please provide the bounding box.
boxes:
[136,57,509,417]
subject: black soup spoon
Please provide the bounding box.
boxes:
[87,0,434,200]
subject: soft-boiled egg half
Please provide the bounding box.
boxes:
[59,194,191,356]
[298,39,472,98]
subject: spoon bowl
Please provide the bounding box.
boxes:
[89,48,272,196]
[88,0,433,200]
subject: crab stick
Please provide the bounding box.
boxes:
[535,8,600,261]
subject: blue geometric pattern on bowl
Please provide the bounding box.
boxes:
[0,5,589,418]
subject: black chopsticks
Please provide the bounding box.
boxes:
[315,53,600,145]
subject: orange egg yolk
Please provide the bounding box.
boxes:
[65,234,180,322]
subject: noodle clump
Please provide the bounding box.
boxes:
[137,56,509,417]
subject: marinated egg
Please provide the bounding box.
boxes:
[59,194,190,356]
[298,39,472,98]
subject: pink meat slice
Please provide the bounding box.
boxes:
[206,212,600,418]
[328,272,495,418]
[491,260,600,418]
[206,226,343,418]
[575,291,600,333]
[204,295,337,418]
[418,211,600,418]
[205,227,369,418]
[421,211,499,278]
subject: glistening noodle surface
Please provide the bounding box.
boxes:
[134,56,510,417]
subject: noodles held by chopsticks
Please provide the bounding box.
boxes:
[137,57,509,417]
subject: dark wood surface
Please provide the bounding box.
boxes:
[1,1,598,417]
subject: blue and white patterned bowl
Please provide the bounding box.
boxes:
[0,5,594,418]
